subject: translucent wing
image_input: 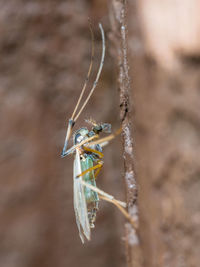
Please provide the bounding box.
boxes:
[73,149,90,243]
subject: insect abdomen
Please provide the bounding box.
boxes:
[81,156,99,203]
[81,156,99,227]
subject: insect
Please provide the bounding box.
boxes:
[61,22,136,243]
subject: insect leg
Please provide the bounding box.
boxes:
[80,180,137,229]
[76,162,103,178]
[99,195,138,229]
[73,23,105,122]
[61,134,99,157]
[82,146,104,159]
[80,180,126,208]
[62,119,75,156]
[94,160,103,178]
[71,19,94,121]
[89,128,122,147]
[61,21,94,156]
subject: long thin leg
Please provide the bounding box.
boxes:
[99,195,138,229]
[80,180,137,228]
[88,128,122,147]
[82,146,104,159]
[80,180,126,208]
[71,19,94,121]
[61,134,99,157]
[61,23,105,156]
[74,23,105,122]
[61,22,94,156]
[79,166,137,227]
[94,161,103,178]
[76,162,103,178]
[76,156,103,179]
[62,126,120,157]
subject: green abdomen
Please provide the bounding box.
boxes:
[81,156,99,205]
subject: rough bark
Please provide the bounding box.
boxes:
[109,1,142,266]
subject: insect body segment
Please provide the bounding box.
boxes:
[80,155,99,228]
[73,125,106,242]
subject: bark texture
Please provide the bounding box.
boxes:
[109,1,142,266]
[110,0,200,266]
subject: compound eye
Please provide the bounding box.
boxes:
[102,123,111,133]
[75,133,83,144]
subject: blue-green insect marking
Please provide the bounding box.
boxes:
[81,156,99,227]
[73,125,109,228]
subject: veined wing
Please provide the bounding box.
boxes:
[73,149,90,243]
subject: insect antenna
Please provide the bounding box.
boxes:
[62,22,106,156]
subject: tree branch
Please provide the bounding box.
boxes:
[109,1,142,266]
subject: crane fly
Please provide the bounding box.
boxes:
[61,22,136,243]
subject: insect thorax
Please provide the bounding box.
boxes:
[73,127,89,145]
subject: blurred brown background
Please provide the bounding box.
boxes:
[0,0,200,267]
